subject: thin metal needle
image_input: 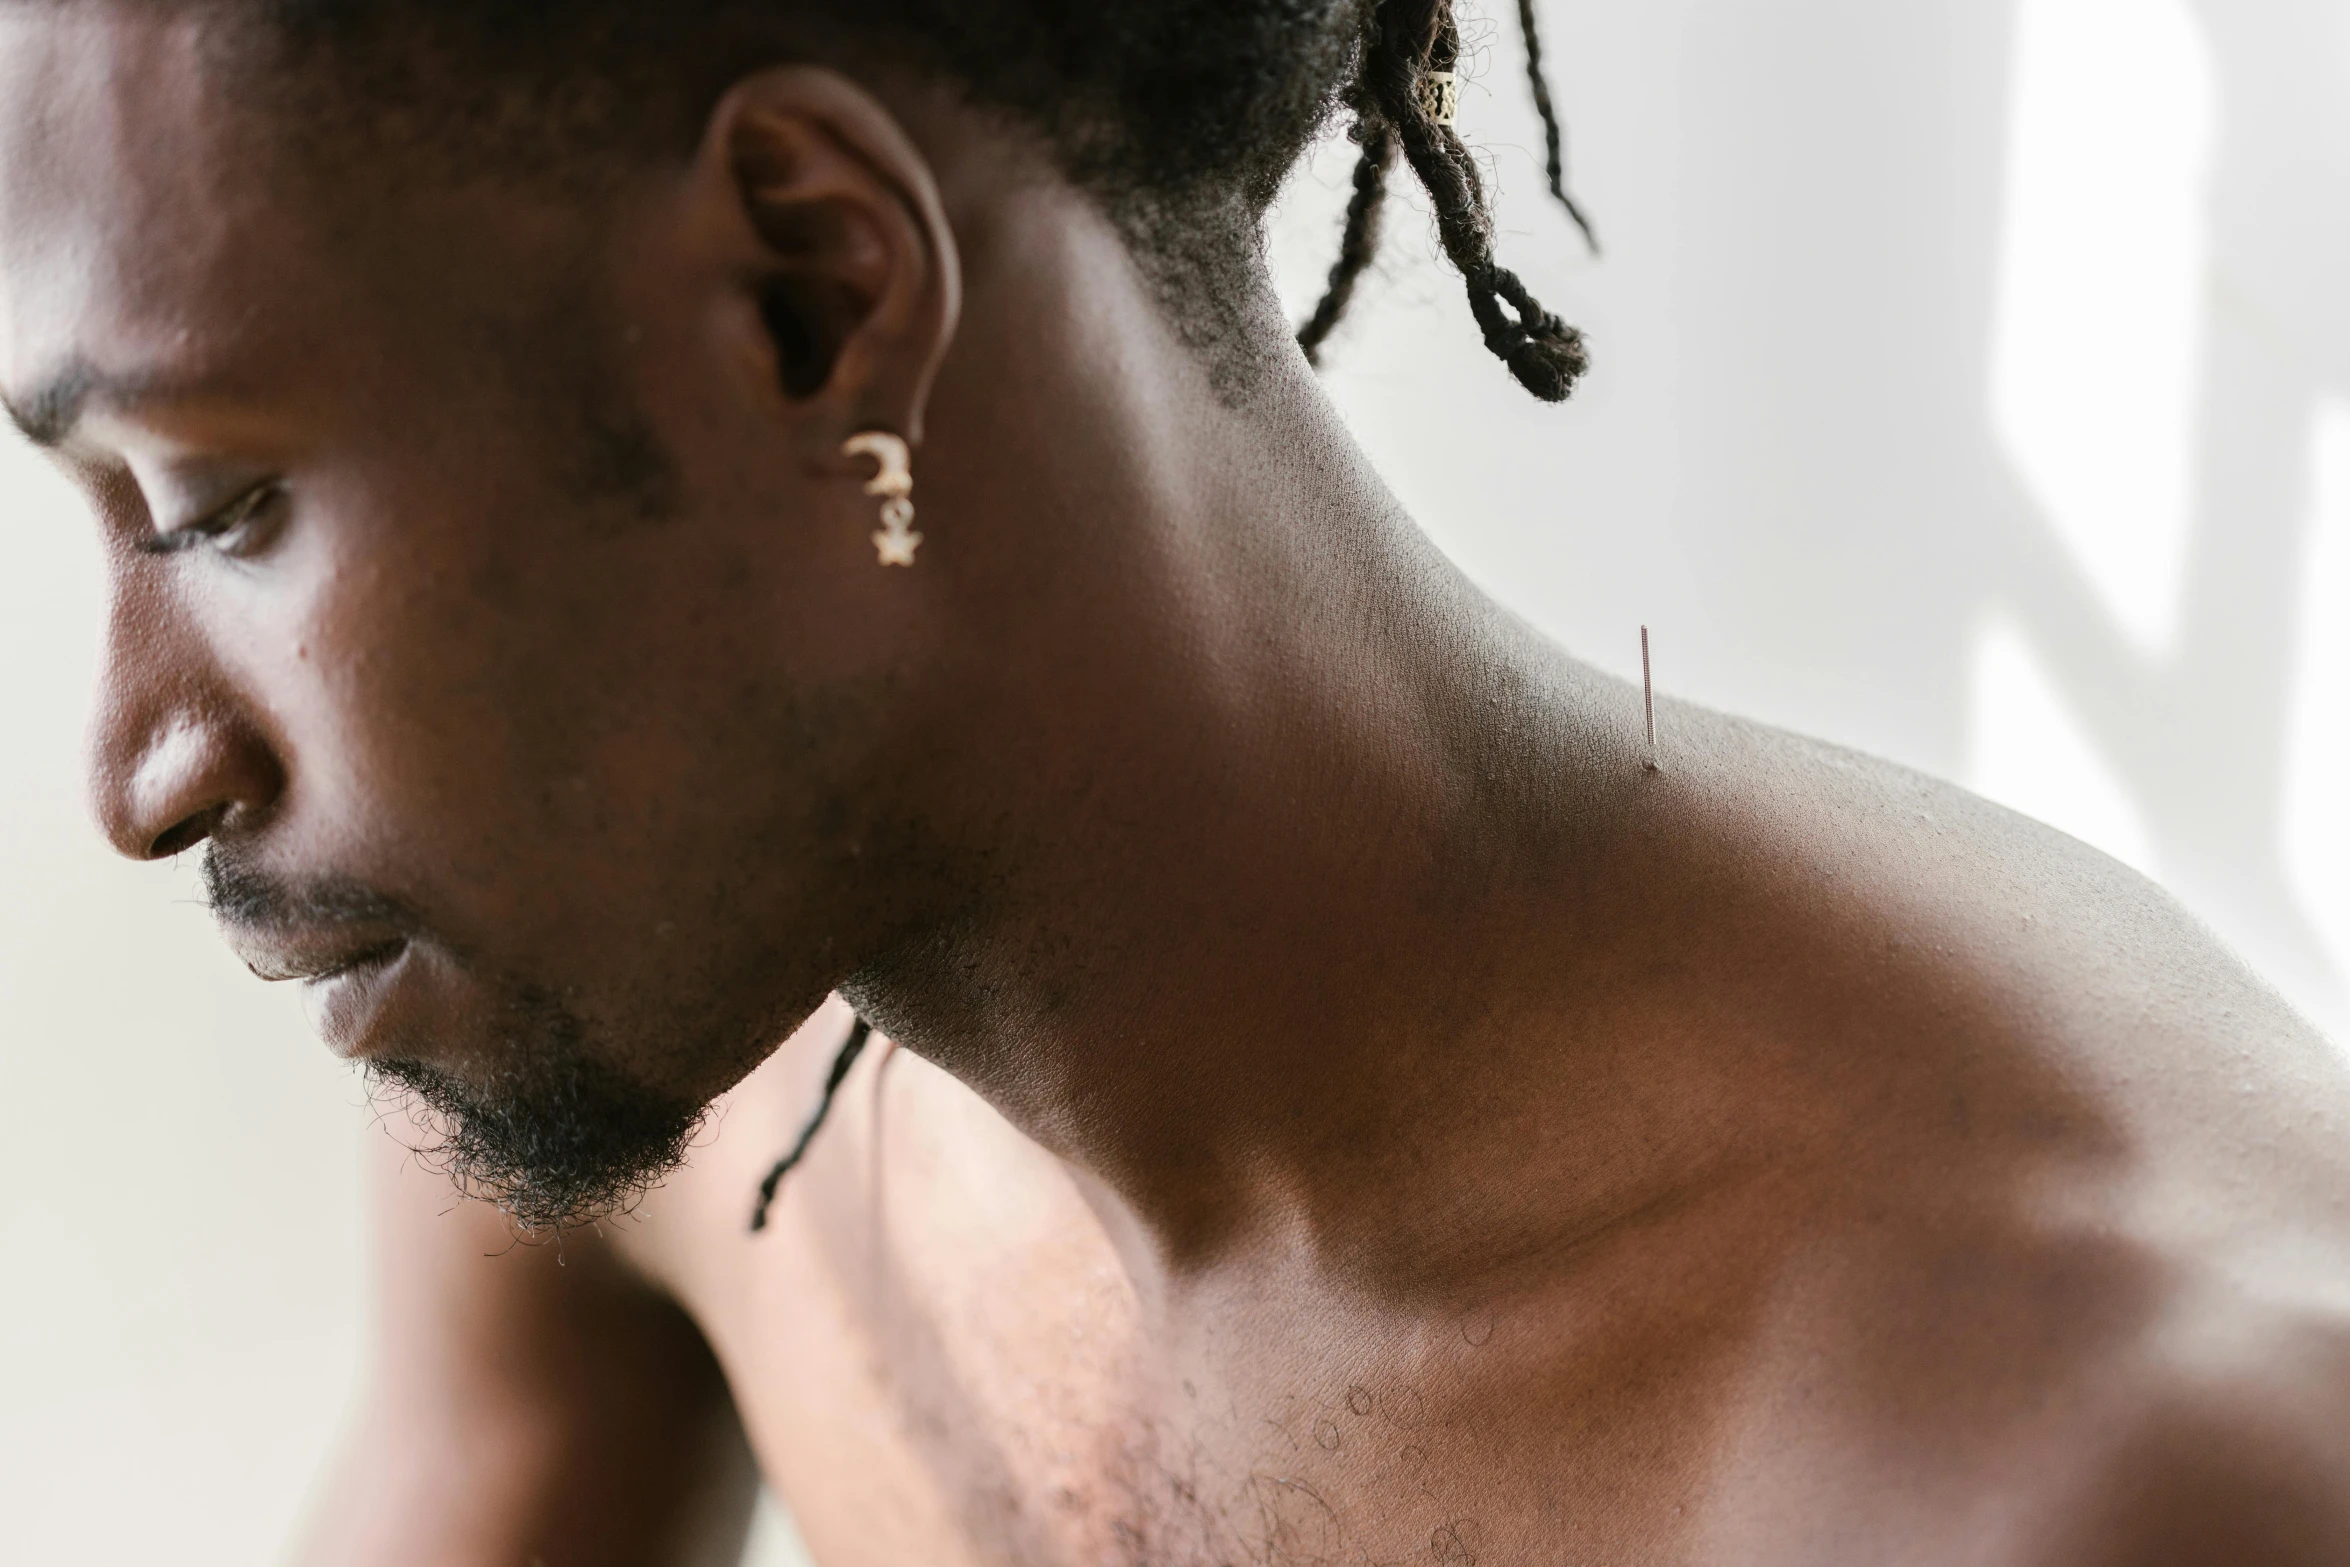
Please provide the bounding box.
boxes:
[1641,625,1659,772]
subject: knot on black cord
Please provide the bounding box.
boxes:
[1468,263,1588,402]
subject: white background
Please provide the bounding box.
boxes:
[5,1,2348,1561]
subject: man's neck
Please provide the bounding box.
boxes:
[836,185,1681,1301]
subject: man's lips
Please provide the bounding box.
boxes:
[217,922,424,1061]
[222,922,410,986]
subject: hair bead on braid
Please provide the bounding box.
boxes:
[1297,0,1597,400]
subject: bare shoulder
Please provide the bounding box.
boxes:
[1694,1137,2350,1565]
[1639,707,2350,1562]
[1668,707,2350,1164]
[2021,1306,2350,1566]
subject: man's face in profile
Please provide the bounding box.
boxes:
[0,9,935,1224]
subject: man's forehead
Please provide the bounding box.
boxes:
[0,5,293,429]
[0,6,628,453]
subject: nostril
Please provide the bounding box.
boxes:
[148,810,220,861]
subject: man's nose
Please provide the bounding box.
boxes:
[86,602,283,862]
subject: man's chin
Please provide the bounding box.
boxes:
[369,1043,708,1233]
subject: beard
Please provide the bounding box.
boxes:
[368,982,709,1233]
[201,845,712,1231]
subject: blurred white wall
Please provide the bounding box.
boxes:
[4,2,2347,1562]
[1275,0,2350,1039]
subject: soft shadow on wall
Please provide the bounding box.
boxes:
[1271,0,2350,1043]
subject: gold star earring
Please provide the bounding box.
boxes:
[842,430,920,567]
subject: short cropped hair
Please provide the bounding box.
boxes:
[238,0,1593,399]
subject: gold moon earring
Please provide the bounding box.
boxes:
[842,430,920,567]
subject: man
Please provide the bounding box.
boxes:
[3,2,2346,1563]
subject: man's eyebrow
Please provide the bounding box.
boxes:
[3,358,152,449]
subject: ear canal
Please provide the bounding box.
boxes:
[760,275,847,400]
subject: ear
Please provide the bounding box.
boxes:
[694,67,961,447]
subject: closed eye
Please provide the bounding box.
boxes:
[138,480,284,558]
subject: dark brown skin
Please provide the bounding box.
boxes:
[5,8,2348,1564]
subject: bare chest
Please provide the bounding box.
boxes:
[617,1030,1191,1564]
[611,1027,1721,1567]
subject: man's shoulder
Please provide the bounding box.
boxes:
[1670,712,2350,1228]
[2022,1310,2350,1565]
[1914,1240,2350,1565]
[1690,1184,2350,1564]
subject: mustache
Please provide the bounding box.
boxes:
[199,843,419,934]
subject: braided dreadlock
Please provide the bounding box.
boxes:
[1295,119,1397,368]
[1514,0,1600,250]
[1299,0,1595,398]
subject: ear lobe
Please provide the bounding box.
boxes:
[713,71,962,444]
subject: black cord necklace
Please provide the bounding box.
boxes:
[747,1014,872,1233]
